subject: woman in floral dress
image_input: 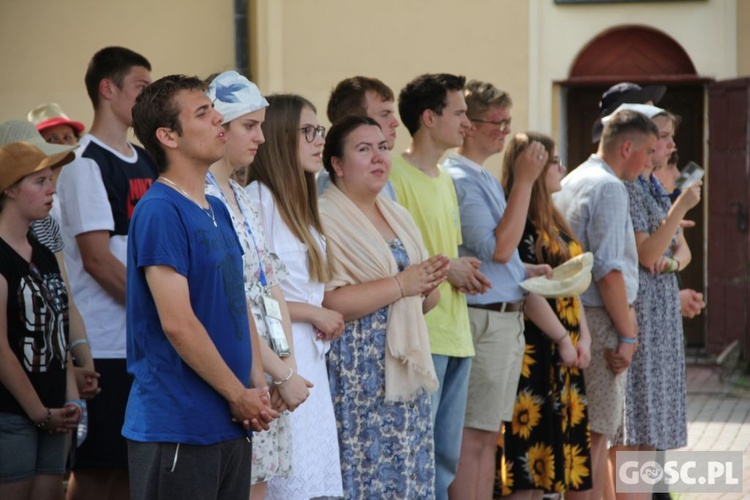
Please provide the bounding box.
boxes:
[206,72,314,500]
[319,116,449,499]
[498,132,593,499]
[616,109,701,465]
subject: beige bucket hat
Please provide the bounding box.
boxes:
[0,120,76,192]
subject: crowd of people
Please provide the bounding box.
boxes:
[0,45,705,500]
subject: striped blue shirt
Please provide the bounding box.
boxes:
[554,155,639,306]
[442,152,526,304]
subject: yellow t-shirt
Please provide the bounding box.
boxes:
[389,155,474,358]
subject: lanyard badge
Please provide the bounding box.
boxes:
[262,292,291,357]
[207,173,291,357]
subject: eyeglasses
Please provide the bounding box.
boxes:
[470,118,512,132]
[548,156,566,172]
[300,125,326,143]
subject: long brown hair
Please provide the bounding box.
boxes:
[501,132,578,263]
[247,94,333,282]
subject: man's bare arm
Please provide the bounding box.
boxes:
[145,265,277,427]
[597,270,637,373]
[597,271,634,339]
[77,230,127,304]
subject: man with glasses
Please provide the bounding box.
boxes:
[442,80,568,499]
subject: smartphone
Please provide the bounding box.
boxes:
[674,161,704,191]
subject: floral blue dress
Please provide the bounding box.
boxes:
[204,177,293,483]
[327,238,435,499]
[617,175,686,450]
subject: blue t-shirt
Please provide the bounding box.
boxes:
[123,182,252,445]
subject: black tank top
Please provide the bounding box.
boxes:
[0,232,69,415]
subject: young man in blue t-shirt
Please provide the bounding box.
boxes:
[125,74,277,500]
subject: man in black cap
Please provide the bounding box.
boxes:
[591,83,705,322]
[591,82,666,143]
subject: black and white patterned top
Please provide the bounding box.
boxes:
[30,215,63,254]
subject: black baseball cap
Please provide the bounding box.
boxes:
[591,82,666,143]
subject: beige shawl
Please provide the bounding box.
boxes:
[319,185,438,402]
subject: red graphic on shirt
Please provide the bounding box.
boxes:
[128,178,154,219]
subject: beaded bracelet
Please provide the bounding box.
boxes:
[619,336,637,344]
[65,399,85,410]
[35,407,51,428]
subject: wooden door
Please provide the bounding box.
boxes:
[706,78,750,361]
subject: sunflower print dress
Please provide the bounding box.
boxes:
[496,221,593,496]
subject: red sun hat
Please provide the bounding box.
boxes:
[27,103,85,135]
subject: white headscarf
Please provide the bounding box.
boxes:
[206,70,269,124]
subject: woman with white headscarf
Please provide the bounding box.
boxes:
[205,71,312,499]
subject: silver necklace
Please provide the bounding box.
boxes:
[402,152,435,175]
[158,176,217,227]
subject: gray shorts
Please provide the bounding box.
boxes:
[583,306,628,438]
[464,307,525,431]
[0,412,68,483]
[128,437,252,500]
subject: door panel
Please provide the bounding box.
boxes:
[707,79,750,359]
[661,86,706,347]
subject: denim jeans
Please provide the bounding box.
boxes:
[0,412,67,483]
[431,354,472,500]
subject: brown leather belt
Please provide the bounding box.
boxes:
[470,300,525,313]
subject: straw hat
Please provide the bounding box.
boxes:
[27,103,85,135]
[0,120,76,192]
[520,252,594,298]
